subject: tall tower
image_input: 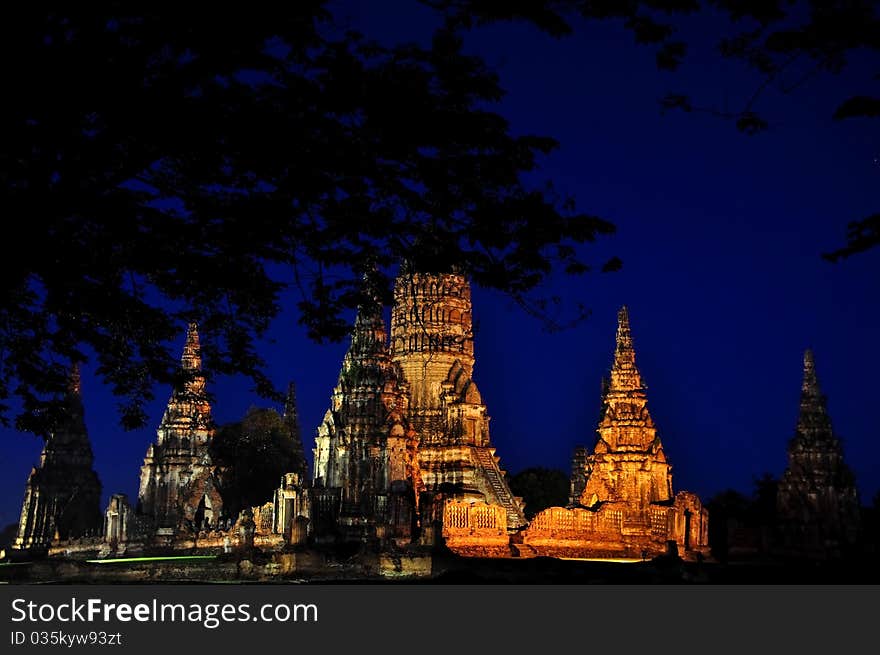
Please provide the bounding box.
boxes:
[776,350,860,558]
[390,268,475,421]
[522,307,708,559]
[313,283,419,541]
[283,382,309,482]
[137,322,222,531]
[14,365,103,550]
[578,307,673,508]
[391,268,526,529]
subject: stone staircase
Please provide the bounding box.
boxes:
[473,447,527,529]
[509,531,539,558]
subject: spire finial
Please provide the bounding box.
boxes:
[284,381,297,411]
[283,380,308,479]
[795,348,833,438]
[181,322,201,370]
[607,305,644,393]
[349,272,387,358]
[284,381,300,433]
[67,362,82,396]
[357,264,385,320]
[802,348,820,397]
[157,322,210,440]
[616,305,632,353]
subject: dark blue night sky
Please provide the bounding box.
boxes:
[2,2,879,529]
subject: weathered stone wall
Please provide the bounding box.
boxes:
[671,492,710,554]
[519,505,674,559]
[441,500,511,558]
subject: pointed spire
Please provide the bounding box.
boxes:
[32,362,93,475]
[596,306,657,449]
[172,321,207,402]
[778,348,861,556]
[154,323,211,446]
[348,271,387,359]
[67,363,82,397]
[283,381,308,481]
[60,362,86,427]
[801,349,820,398]
[608,305,644,393]
[796,348,832,438]
[284,382,301,441]
[616,306,633,354]
[181,322,201,371]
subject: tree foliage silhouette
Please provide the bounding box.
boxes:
[508,467,570,518]
[430,0,880,259]
[1,3,618,432]
[209,407,300,519]
[706,473,779,561]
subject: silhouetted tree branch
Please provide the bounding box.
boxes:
[430,0,880,258]
[1,3,619,432]
[210,407,301,519]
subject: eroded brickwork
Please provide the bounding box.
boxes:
[441,500,511,557]
[313,284,420,543]
[391,269,526,530]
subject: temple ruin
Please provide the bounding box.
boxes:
[516,307,709,559]
[9,275,730,573]
[136,323,223,536]
[13,366,103,551]
[775,350,861,559]
[390,269,527,544]
[312,279,420,543]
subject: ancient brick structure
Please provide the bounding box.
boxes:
[136,323,224,534]
[103,494,134,545]
[391,268,526,531]
[775,350,861,559]
[94,322,310,557]
[579,307,673,509]
[272,383,311,543]
[313,285,420,543]
[13,366,103,551]
[312,268,525,545]
[283,382,309,483]
[274,472,311,545]
[520,307,708,559]
[13,291,720,570]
